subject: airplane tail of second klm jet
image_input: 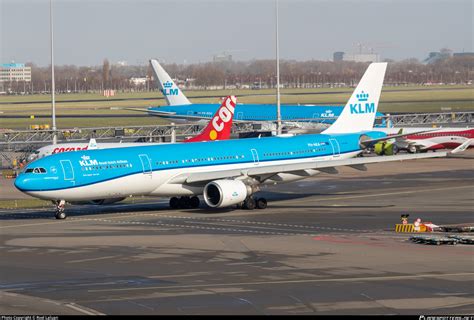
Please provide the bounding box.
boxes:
[150,59,191,106]
[323,62,387,134]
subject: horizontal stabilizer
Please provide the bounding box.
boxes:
[451,139,472,154]
[361,129,439,148]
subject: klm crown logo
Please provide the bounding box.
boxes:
[161,81,179,96]
[356,91,369,102]
[350,91,375,114]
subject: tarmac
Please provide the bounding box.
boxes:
[0,153,473,315]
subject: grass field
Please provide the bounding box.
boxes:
[0,195,159,209]
[0,198,51,209]
[1,85,472,129]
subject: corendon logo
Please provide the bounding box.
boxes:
[52,146,88,154]
[209,96,236,140]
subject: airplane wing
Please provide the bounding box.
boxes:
[168,140,471,185]
[361,129,439,147]
[125,108,177,115]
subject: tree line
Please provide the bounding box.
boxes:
[3,56,473,94]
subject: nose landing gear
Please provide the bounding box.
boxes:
[54,200,67,219]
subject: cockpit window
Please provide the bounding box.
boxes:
[25,167,47,174]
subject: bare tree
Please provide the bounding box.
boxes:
[102,59,110,90]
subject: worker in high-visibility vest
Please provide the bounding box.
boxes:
[401,214,409,225]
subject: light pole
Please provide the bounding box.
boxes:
[275,0,282,135]
[50,0,57,144]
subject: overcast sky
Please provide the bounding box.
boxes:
[1,0,472,66]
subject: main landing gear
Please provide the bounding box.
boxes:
[241,196,267,210]
[54,200,67,219]
[169,196,200,209]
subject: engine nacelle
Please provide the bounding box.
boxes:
[203,180,249,208]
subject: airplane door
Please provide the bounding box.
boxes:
[139,154,152,178]
[60,160,75,185]
[251,149,259,165]
[237,112,244,120]
[329,138,340,157]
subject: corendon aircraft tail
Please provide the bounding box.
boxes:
[185,96,236,142]
[27,96,237,161]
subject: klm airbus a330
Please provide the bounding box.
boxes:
[145,59,386,125]
[15,63,467,219]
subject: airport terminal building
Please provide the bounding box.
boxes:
[0,63,31,83]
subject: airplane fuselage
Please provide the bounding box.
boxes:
[15,131,385,201]
[379,127,474,150]
[149,103,346,122]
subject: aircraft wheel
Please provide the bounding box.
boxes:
[392,144,399,155]
[243,197,256,210]
[179,196,191,209]
[54,200,66,219]
[408,145,419,154]
[256,198,267,209]
[55,211,66,220]
[190,196,200,209]
[169,197,179,209]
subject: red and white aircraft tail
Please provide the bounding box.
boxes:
[185,96,236,143]
[27,96,237,162]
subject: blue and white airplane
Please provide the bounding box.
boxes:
[15,63,465,219]
[145,59,386,125]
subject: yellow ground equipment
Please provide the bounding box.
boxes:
[395,224,428,232]
[29,124,51,130]
[374,141,398,155]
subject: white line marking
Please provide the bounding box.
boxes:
[88,272,474,293]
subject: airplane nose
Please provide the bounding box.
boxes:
[14,175,28,192]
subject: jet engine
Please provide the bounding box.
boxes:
[203,180,249,208]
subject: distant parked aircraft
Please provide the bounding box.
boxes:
[143,59,386,125]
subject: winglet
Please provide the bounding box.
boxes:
[450,139,472,154]
[150,59,191,106]
[184,96,236,143]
